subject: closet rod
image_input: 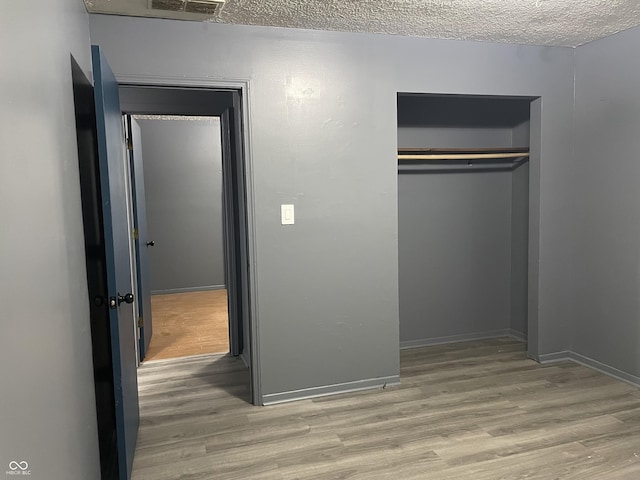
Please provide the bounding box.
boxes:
[398,152,529,161]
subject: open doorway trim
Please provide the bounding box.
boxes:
[117,73,261,405]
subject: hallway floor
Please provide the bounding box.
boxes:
[144,290,229,361]
[132,338,640,479]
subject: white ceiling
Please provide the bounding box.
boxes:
[84,0,640,47]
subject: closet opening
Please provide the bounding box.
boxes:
[397,93,539,359]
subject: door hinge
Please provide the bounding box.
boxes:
[137,316,143,328]
[133,228,139,240]
[127,137,133,151]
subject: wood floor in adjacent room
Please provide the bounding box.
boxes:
[144,290,229,361]
[132,338,640,480]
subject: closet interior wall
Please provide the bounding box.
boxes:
[398,94,531,348]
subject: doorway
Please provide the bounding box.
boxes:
[75,72,257,478]
[130,114,231,361]
[119,85,251,368]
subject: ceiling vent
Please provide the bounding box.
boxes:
[149,0,224,15]
[185,0,222,14]
[150,0,184,12]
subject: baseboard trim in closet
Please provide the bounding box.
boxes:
[400,329,526,350]
[540,350,640,388]
[239,351,250,368]
[537,351,571,363]
[262,375,400,406]
[151,284,226,295]
[507,328,528,342]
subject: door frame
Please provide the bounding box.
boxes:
[220,98,244,358]
[125,116,154,362]
[120,120,141,366]
[117,74,261,405]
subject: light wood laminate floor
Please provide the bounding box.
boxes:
[133,338,640,479]
[145,290,229,361]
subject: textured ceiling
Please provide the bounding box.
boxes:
[84,0,640,47]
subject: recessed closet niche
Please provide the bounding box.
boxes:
[397,93,533,349]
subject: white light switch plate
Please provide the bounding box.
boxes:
[281,204,295,225]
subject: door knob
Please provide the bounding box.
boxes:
[146,241,155,247]
[117,293,135,306]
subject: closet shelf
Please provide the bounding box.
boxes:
[398,147,529,162]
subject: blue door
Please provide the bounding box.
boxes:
[92,45,140,480]
[126,116,154,361]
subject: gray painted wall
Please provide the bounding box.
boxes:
[0,1,101,479]
[510,119,530,336]
[89,15,576,398]
[136,118,225,293]
[511,162,530,336]
[397,126,513,149]
[512,120,531,148]
[574,26,640,378]
[398,169,513,343]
